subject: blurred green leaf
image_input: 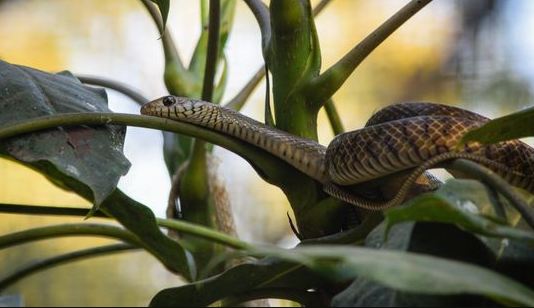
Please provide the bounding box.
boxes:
[254,245,534,306]
[493,236,534,287]
[333,222,496,306]
[0,60,130,206]
[150,257,326,307]
[461,105,534,145]
[384,180,534,245]
[150,0,170,32]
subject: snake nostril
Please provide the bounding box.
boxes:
[162,96,176,106]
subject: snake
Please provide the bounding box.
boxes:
[140,96,534,210]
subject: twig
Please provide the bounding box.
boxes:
[76,75,148,105]
[0,244,137,290]
[306,0,433,106]
[201,0,221,101]
[0,223,143,249]
[244,0,271,53]
[0,203,251,250]
[323,99,345,135]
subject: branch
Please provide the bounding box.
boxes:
[0,223,143,250]
[0,203,108,218]
[323,99,345,135]
[305,0,433,106]
[0,203,250,250]
[224,66,264,110]
[0,244,137,291]
[448,159,534,230]
[76,75,148,105]
[201,0,221,101]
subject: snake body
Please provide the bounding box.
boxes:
[141,96,534,210]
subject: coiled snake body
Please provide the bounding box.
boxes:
[141,96,534,210]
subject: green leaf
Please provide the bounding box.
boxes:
[333,222,496,306]
[384,180,534,245]
[461,105,534,145]
[0,60,130,206]
[150,257,327,307]
[100,190,193,280]
[494,236,534,287]
[253,245,534,306]
[150,0,170,33]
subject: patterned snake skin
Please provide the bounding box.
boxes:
[141,96,534,210]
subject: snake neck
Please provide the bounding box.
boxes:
[143,100,329,183]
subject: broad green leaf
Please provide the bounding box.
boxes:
[253,245,534,306]
[150,257,326,307]
[385,180,534,245]
[151,0,170,33]
[0,60,130,206]
[461,105,534,145]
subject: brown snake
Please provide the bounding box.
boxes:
[141,96,534,210]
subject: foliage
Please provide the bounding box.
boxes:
[0,0,533,306]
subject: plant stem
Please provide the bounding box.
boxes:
[76,75,148,105]
[0,203,108,218]
[140,0,184,69]
[201,0,221,101]
[323,99,345,135]
[244,0,271,53]
[306,0,433,106]
[0,203,251,250]
[157,218,249,250]
[224,66,264,111]
[0,223,143,249]
[0,244,137,290]
[224,0,334,111]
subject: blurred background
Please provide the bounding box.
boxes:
[0,0,533,305]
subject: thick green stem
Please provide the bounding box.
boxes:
[0,244,137,291]
[225,0,333,112]
[305,0,433,106]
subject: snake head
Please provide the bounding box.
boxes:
[141,95,211,116]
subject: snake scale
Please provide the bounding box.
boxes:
[141,96,534,210]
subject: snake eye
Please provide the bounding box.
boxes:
[162,96,176,106]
